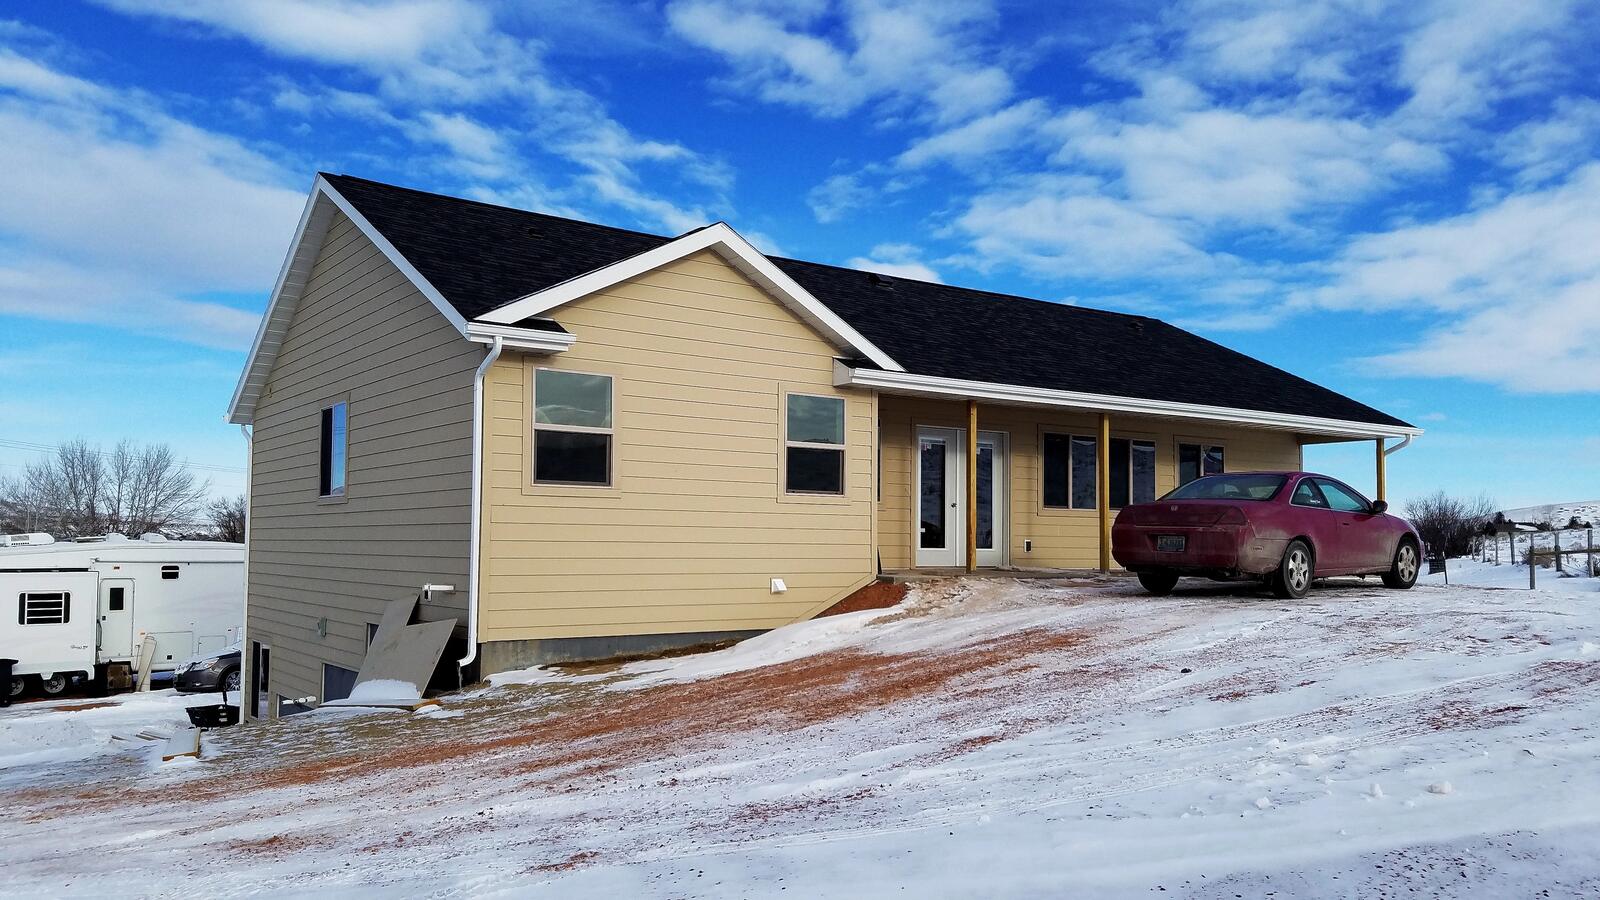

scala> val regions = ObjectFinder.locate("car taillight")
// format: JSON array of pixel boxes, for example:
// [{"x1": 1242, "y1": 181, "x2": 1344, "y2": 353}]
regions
[{"x1": 1215, "y1": 506, "x2": 1249, "y2": 526}]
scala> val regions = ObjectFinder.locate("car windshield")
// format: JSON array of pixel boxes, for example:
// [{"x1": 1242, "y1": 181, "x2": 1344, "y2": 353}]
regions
[{"x1": 1162, "y1": 474, "x2": 1287, "y2": 501}]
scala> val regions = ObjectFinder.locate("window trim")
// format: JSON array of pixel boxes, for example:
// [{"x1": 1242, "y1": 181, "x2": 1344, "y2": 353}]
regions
[
  {"x1": 1040, "y1": 430, "x2": 1101, "y2": 511},
  {"x1": 1176, "y1": 439, "x2": 1227, "y2": 488},
  {"x1": 318, "y1": 397, "x2": 349, "y2": 502},
  {"x1": 530, "y1": 366, "x2": 616, "y2": 488},
  {"x1": 18, "y1": 591, "x2": 71, "y2": 626},
  {"x1": 782, "y1": 391, "x2": 848, "y2": 497}
]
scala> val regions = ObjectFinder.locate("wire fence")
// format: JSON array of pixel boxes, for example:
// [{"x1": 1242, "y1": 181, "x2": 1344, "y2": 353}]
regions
[{"x1": 1474, "y1": 527, "x2": 1598, "y2": 587}]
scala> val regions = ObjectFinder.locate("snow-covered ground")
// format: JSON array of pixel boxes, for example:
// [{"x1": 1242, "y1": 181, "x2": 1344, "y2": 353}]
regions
[
  {"x1": 1423, "y1": 555, "x2": 1600, "y2": 593},
  {"x1": 0, "y1": 689, "x2": 220, "y2": 776},
  {"x1": 4, "y1": 575, "x2": 1600, "y2": 898}
]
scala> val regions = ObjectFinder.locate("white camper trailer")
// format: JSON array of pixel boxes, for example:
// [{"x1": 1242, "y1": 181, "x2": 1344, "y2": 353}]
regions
[{"x1": 1, "y1": 533, "x2": 243, "y2": 698}]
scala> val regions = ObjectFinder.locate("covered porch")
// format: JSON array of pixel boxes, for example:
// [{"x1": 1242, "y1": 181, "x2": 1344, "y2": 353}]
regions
[{"x1": 842, "y1": 364, "x2": 1420, "y2": 575}]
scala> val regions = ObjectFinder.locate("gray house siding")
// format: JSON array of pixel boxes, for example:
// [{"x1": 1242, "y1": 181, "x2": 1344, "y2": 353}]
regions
[{"x1": 245, "y1": 211, "x2": 477, "y2": 711}]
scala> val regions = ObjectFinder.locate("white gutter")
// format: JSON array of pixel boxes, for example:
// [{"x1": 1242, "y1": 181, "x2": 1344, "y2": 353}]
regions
[
  {"x1": 464, "y1": 321, "x2": 575, "y2": 353},
  {"x1": 458, "y1": 335, "x2": 503, "y2": 675},
  {"x1": 835, "y1": 362, "x2": 1423, "y2": 441},
  {"x1": 238, "y1": 424, "x2": 253, "y2": 717}
]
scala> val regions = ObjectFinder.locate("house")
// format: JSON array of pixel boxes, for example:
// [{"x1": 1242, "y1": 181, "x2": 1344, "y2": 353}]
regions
[{"x1": 226, "y1": 174, "x2": 1420, "y2": 718}]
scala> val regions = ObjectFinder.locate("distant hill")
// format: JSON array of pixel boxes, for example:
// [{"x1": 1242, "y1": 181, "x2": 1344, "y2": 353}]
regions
[{"x1": 1497, "y1": 501, "x2": 1600, "y2": 527}]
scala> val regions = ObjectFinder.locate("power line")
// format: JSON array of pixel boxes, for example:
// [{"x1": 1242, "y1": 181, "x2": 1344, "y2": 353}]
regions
[{"x1": 0, "y1": 437, "x2": 245, "y2": 475}]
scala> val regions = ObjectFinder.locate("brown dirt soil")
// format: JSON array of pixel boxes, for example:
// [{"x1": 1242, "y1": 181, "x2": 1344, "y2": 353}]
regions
[
  {"x1": 44, "y1": 626, "x2": 1089, "y2": 816},
  {"x1": 221, "y1": 832, "x2": 324, "y2": 857},
  {"x1": 529, "y1": 850, "x2": 600, "y2": 873},
  {"x1": 816, "y1": 581, "x2": 908, "y2": 617}
]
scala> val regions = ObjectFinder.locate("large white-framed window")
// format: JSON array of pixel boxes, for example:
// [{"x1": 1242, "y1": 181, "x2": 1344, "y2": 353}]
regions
[
  {"x1": 318, "y1": 400, "x2": 348, "y2": 498},
  {"x1": 1042, "y1": 432, "x2": 1099, "y2": 510},
  {"x1": 1177, "y1": 442, "x2": 1225, "y2": 486},
  {"x1": 532, "y1": 368, "x2": 614, "y2": 486},
  {"x1": 784, "y1": 393, "x2": 846, "y2": 495}
]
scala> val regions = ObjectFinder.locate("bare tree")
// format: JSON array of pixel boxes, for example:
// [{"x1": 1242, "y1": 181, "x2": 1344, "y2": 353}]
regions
[
  {"x1": 1403, "y1": 491, "x2": 1497, "y2": 557},
  {"x1": 0, "y1": 439, "x2": 210, "y2": 538},
  {"x1": 206, "y1": 494, "x2": 247, "y2": 543}
]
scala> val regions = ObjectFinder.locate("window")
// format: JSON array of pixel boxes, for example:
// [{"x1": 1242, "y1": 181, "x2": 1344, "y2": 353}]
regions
[
  {"x1": 108, "y1": 586, "x2": 126, "y2": 611},
  {"x1": 1291, "y1": 478, "x2": 1328, "y2": 508},
  {"x1": 1109, "y1": 438, "x2": 1158, "y2": 508},
  {"x1": 1315, "y1": 478, "x2": 1371, "y2": 513},
  {"x1": 322, "y1": 663, "x2": 359, "y2": 703},
  {"x1": 1042, "y1": 433, "x2": 1099, "y2": 510},
  {"x1": 18, "y1": 592, "x2": 69, "y2": 625},
  {"x1": 1178, "y1": 443, "x2": 1224, "y2": 486},
  {"x1": 319, "y1": 401, "x2": 348, "y2": 497},
  {"x1": 160, "y1": 565, "x2": 179, "y2": 580},
  {"x1": 785, "y1": 394, "x2": 845, "y2": 494},
  {"x1": 533, "y1": 369, "x2": 613, "y2": 485},
  {"x1": 367, "y1": 622, "x2": 380, "y2": 647}
]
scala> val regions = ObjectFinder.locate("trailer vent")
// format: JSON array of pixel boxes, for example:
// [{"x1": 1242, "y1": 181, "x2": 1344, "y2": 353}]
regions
[
  {"x1": 18, "y1": 592, "x2": 70, "y2": 625},
  {"x1": 161, "y1": 565, "x2": 180, "y2": 580}
]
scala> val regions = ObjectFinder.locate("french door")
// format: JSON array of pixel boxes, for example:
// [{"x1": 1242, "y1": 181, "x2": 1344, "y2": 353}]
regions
[{"x1": 914, "y1": 427, "x2": 1007, "y2": 568}]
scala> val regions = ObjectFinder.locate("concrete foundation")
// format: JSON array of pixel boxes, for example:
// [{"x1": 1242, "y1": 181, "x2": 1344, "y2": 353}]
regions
[{"x1": 478, "y1": 629, "x2": 765, "y2": 675}]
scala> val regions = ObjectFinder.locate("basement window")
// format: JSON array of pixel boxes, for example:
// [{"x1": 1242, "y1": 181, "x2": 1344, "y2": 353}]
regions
[
  {"x1": 533, "y1": 369, "x2": 613, "y2": 486},
  {"x1": 18, "y1": 592, "x2": 69, "y2": 625},
  {"x1": 785, "y1": 394, "x2": 846, "y2": 494},
  {"x1": 1178, "y1": 443, "x2": 1225, "y2": 486},
  {"x1": 319, "y1": 401, "x2": 348, "y2": 498}
]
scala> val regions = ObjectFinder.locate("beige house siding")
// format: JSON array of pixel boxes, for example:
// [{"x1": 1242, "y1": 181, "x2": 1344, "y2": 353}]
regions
[
  {"x1": 247, "y1": 212, "x2": 478, "y2": 707},
  {"x1": 877, "y1": 395, "x2": 1303, "y2": 570},
  {"x1": 479, "y1": 249, "x2": 876, "y2": 644}
]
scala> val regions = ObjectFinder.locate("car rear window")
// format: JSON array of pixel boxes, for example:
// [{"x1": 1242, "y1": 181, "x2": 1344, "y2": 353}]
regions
[{"x1": 1162, "y1": 474, "x2": 1287, "y2": 501}]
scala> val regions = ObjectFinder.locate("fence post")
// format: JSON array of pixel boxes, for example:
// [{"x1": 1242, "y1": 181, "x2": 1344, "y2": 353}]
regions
[
  {"x1": 1555, "y1": 529, "x2": 1563, "y2": 573},
  {"x1": 1589, "y1": 528, "x2": 1595, "y2": 577},
  {"x1": 1529, "y1": 536, "x2": 1536, "y2": 590},
  {"x1": 1495, "y1": 533, "x2": 1501, "y2": 566}
]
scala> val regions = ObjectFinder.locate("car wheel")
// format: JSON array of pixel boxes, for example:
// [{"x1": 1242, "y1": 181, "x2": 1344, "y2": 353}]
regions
[
  {"x1": 1137, "y1": 571, "x2": 1180, "y2": 595},
  {"x1": 221, "y1": 668, "x2": 242, "y2": 693},
  {"x1": 7, "y1": 676, "x2": 24, "y2": 699},
  {"x1": 39, "y1": 674, "x2": 69, "y2": 696},
  {"x1": 1272, "y1": 540, "x2": 1314, "y2": 599},
  {"x1": 1383, "y1": 539, "x2": 1420, "y2": 590}
]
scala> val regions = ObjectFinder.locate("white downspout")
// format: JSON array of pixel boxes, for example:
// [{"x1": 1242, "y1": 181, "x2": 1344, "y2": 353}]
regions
[
  {"x1": 458, "y1": 336, "x2": 503, "y2": 675},
  {"x1": 238, "y1": 423, "x2": 252, "y2": 717},
  {"x1": 1383, "y1": 435, "x2": 1413, "y2": 456}
]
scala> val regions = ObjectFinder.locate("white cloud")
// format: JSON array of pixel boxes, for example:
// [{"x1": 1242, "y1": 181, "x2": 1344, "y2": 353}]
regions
[
  {"x1": 98, "y1": 0, "x2": 730, "y2": 233},
  {"x1": 845, "y1": 242, "x2": 942, "y2": 283},
  {"x1": 1296, "y1": 164, "x2": 1600, "y2": 391},
  {"x1": 896, "y1": 99, "x2": 1050, "y2": 169},
  {"x1": 1495, "y1": 96, "x2": 1600, "y2": 186},
  {"x1": 666, "y1": 0, "x2": 1014, "y2": 123},
  {"x1": 807, "y1": 173, "x2": 874, "y2": 224},
  {"x1": 0, "y1": 48, "x2": 304, "y2": 349}
]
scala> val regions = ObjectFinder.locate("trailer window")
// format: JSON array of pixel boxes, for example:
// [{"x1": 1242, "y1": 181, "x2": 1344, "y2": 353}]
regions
[
  {"x1": 161, "y1": 565, "x2": 179, "y2": 580},
  {"x1": 18, "y1": 592, "x2": 70, "y2": 625},
  {"x1": 108, "y1": 586, "x2": 125, "y2": 611}
]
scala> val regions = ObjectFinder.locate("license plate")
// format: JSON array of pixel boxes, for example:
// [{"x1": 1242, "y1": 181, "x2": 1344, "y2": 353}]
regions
[{"x1": 1156, "y1": 535, "x2": 1186, "y2": 553}]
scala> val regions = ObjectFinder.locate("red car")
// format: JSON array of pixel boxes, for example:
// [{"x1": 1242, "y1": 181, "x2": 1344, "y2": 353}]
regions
[{"x1": 1112, "y1": 472, "x2": 1421, "y2": 598}]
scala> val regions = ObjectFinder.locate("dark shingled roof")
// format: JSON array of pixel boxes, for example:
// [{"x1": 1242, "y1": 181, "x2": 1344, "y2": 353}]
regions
[{"x1": 322, "y1": 173, "x2": 1410, "y2": 429}]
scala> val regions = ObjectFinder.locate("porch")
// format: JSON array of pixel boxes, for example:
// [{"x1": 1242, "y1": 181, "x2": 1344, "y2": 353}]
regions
[{"x1": 865, "y1": 390, "x2": 1415, "y2": 575}]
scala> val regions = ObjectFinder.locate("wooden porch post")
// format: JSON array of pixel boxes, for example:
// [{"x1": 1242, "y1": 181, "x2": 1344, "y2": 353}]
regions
[
  {"x1": 1375, "y1": 438, "x2": 1387, "y2": 503},
  {"x1": 1098, "y1": 413, "x2": 1111, "y2": 573},
  {"x1": 966, "y1": 399, "x2": 978, "y2": 573}
]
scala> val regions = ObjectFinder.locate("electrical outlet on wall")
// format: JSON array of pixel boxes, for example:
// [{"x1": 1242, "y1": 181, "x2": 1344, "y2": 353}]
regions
[{"x1": 1024, "y1": 539, "x2": 1033, "y2": 553}]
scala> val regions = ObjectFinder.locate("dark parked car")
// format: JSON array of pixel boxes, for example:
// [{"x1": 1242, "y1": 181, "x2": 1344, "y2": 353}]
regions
[
  {"x1": 1112, "y1": 472, "x2": 1421, "y2": 598},
  {"x1": 173, "y1": 645, "x2": 241, "y2": 694}
]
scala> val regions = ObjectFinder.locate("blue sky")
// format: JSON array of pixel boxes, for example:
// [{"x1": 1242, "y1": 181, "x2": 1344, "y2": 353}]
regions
[{"x1": 0, "y1": 0, "x2": 1596, "y2": 509}]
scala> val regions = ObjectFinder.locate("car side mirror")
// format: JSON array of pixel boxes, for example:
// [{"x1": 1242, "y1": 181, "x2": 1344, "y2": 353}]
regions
[{"x1": 1371, "y1": 500, "x2": 1389, "y2": 514}]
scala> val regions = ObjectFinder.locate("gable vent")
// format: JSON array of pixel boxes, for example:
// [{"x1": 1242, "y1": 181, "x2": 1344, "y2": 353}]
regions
[{"x1": 867, "y1": 272, "x2": 896, "y2": 289}]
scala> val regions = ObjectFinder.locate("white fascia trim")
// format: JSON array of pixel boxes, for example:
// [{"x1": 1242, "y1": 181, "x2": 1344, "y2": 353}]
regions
[
  {"x1": 464, "y1": 321, "x2": 575, "y2": 353},
  {"x1": 836, "y1": 363, "x2": 1424, "y2": 441},
  {"x1": 225, "y1": 175, "x2": 472, "y2": 425},
  {"x1": 476, "y1": 222, "x2": 904, "y2": 373}
]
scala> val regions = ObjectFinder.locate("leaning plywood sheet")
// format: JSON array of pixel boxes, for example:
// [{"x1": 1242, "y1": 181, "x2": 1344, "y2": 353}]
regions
[
  {"x1": 350, "y1": 595, "x2": 456, "y2": 702},
  {"x1": 320, "y1": 696, "x2": 440, "y2": 711},
  {"x1": 160, "y1": 727, "x2": 201, "y2": 762}
]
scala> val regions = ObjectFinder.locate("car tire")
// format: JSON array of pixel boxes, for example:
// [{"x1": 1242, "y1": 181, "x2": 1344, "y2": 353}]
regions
[
  {"x1": 1382, "y1": 539, "x2": 1421, "y2": 590},
  {"x1": 6, "y1": 676, "x2": 24, "y2": 700},
  {"x1": 39, "y1": 674, "x2": 69, "y2": 696},
  {"x1": 1137, "y1": 571, "x2": 1180, "y2": 595},
  {"x1": 221, "y1": 668, "x2": 242, "y2": 694},
  {"x1": 1272, "y1": 540, "x2": 1314, "y2": 599}
]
